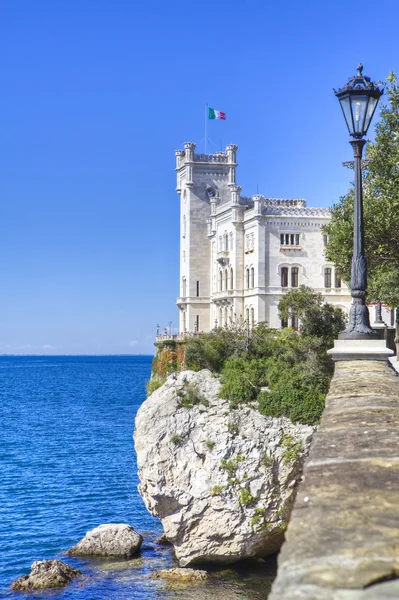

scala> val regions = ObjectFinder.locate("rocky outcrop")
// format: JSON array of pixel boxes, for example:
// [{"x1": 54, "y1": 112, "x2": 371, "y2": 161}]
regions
[
  {"x1": 134, "y1": 370, "x2": 315, "y2": 566},
  {"x1": 68, "y1": 524, "x2": 142, "y2": 558},
  {"x1": 153, "y1": 568, "x2": 208, "y2": 581},
  {"x1": 11, "y1": 560, "x2": 82, "y2": 591}
]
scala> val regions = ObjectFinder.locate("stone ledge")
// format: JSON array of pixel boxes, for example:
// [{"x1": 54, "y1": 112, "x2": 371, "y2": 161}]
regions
[
  {"x1": 269, "y1": 360, "x2": 399, "y2": 599},
  {"x1": 327, "y1": 339, "x2": 393, "y2": 361}
]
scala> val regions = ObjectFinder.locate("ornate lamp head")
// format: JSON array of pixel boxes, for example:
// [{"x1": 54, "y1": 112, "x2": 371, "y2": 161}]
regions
[{"x1": 334, "y1": 64, "x2": 383, "y2": 138}]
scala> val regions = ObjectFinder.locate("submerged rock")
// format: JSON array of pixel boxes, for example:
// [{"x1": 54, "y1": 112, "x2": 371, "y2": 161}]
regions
[
  {"x1": 134, "y1": 370, "x2": 315, "y2": 566},
  {"x1": 68, "y1": 523, "x2": 142, "y2": 558},
  {"x1": 11, "y1": 560, "x2": 82, "y2": 591},
  {"x1": 154, "y1": 567, "x2": 208, "y2": 581}
]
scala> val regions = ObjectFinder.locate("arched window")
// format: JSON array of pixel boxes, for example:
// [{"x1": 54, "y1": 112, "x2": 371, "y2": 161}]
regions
[
  {"x1": 219, "y1": 236, "x2": 222, "y2": 251},
  {"x1": 281, "y1": 267, "x2": 288, "y2": 288},
  {"x1": 230, "y1": 268, "x2": 234, "y2": 290},
  {"x1": 291, "y1": 267, "x2": 299, "y2": 288},
  {"x1": 224, "y1": 307, "x2": 228, "y2": 326},
  {"x1": 219, "y1": 308, "x2": 223, "y2": 326},
  {"x1": 250, "y1": 267, "x2": 255, "y2": 288},
  {"x1": 229, "y1": 305, "x2": 234, "y2": 324},
  {"x1": 324, "y1": 267, "x2": 332, "y2": 288},
  {"x1": 251, "y1": 307, "x2": 255, "y2": 328},
  {"x1": 246, "y1": 307, "x2": 250, "y2": 326},
  {"x1": 224, "y1": 269, "x2": 228, "y2": 290},
  {"x1": 182, "y1": 215, "x2": 186, "y2": 238},
  {"x1": 229, "y1": 232, "x2": 233, "y2": 250},
  {"x1": 182, "y1": 277, "x2": 187, "y2": 297},
  {"x1": 246, "y1": 268, "x2": 250, "y2": 289},
  {"x1": 219, "y1": 270, "x2": 223, "y2": 291},
  {"x1": 335, "y1": 270, "x2": 342, "y2": 288}
]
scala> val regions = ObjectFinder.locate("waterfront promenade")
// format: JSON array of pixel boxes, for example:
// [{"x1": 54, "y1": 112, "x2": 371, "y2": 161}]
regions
[{"x1": 269, "y1": 359, "x2": 399, "y2": 599}]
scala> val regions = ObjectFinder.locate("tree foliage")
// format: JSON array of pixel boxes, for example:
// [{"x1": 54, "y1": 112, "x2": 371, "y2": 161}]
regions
[
  {"x1": 323, "y1": 73, "x2": 399, "y2": 316},
  {"x1": 278, "y1": 285, "x2": 347, "y2": 344}
]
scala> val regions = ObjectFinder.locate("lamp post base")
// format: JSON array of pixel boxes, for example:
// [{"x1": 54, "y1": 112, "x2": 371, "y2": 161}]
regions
[
  {"x1": 328, "y1": 339, "x2": 393, "y2": 361},
  {"x1": 339, "y1": 296, "x2": 379, "y2": 339}
]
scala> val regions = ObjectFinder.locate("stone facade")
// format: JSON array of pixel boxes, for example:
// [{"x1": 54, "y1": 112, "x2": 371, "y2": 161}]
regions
[{"x1": 176, "y1": 143, "x2": 352, "y2": 333}]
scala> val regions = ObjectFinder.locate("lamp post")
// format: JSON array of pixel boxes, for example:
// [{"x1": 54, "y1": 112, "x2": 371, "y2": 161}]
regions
[{"x1": 334, "y1": 64, "x2": 383, "y2": 338}]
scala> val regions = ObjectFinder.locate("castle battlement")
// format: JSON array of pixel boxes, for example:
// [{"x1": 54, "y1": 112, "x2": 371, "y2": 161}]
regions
[{"x1": 175, "y1": 143, "x2": 238, "y2": 171}]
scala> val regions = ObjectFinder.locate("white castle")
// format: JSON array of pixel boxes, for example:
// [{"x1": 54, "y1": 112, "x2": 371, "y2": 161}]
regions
[{"x1": 175, "y1": 142, "x2": 352, "y2": 334}]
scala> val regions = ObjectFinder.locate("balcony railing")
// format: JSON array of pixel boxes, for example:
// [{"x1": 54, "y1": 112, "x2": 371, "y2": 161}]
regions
[{"x1": 155, "y1": 331, "x2": 203, "y2": 343}]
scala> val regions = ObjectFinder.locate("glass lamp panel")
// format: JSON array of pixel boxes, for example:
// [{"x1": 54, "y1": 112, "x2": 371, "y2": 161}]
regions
[
  {"x1": 339, "y1": 96, "x2": 354, "y2": 135},
  {"x1": 351, "y1": 95, "x2": 368, "y2": 135},
  {"x1": 363, "y1": 96, "x2": 379, "y2": 134}
]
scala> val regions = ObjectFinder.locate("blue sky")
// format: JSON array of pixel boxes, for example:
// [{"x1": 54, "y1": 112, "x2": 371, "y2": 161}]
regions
[{"x1": 0, "y1": 0, "x2": 398, "y2": 354}]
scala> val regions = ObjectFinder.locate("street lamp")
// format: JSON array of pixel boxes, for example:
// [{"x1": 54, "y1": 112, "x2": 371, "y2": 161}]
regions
[{"x1": 334, "y1": 64, "x2": 383, "y2": 338}]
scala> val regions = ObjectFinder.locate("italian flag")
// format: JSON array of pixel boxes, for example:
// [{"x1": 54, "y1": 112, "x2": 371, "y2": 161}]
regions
[{"x1": 208, "y1": 107, "x2": 226, "y2": 120}]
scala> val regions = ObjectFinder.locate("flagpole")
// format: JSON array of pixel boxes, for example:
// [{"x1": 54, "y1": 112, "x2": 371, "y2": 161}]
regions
[{"x1": 205, "y1": 103, "x2": 208, "y2": 154}]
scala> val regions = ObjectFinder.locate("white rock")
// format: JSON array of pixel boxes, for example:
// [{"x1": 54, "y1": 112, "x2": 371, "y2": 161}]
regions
[
  {"x1": 134, "y1": 370, "x2": 315, "y2": 566},
  {"x1": 68, "y1": 524, "x2": 142, "y2": 558}
]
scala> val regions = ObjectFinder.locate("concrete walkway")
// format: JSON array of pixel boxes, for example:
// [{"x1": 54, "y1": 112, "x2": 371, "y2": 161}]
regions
[{"x1": 269, "y1": 360, "x2": 399, "y2": 600}]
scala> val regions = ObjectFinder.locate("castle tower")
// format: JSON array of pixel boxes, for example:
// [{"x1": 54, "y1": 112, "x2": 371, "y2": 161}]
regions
[{"x1": 175, "y1": 143, "x2": 237, "y2": 332}]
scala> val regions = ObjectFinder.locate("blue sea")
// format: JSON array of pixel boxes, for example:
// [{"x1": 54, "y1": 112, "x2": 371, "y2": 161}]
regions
[{"x1": 0, "y1": 356, "x2": 275, "y2": 599}]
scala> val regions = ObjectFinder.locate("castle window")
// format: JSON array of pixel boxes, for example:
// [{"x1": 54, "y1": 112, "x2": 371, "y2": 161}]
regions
[
  {"x1": 246, "y1": 307, "x2": 250, "y2": 326},
  {"x1": 219, "y1": 308, "x2": 223, "y2": 326},
  {"x1": 229, "y1": 305, "x2": 233, "y2": 324},
  {"x1": 224, "y1": 232, "x2": 228, "y2": 251},
  {"x1": 246, "y1": 268, "x2": 250, "y2": 289},
  {"x1": 281, "y1": 267, "x2": 289, "y2": 288},
  {"x1": 229, "y1": 232, "x2": 233, "y2": 250},
  {"x1": 280, "y1": 232, "x2": 301, "y2": 247},
  {"x1": 196, "y1": 280, "x2": 200, "y2": 297},
  {"x1": 219, "y1": 236, "x2": 222, "y2": 251},
  {"x1": 324, "y1": 267, "x2": 332, "y2": 288},
  {"x1": 335, "y1": 271, "x2": 342, "y2": 288},
  {"x1": 230, "y1": 267, "x2": 234, "y2": 290},
  {"x1": 323, "y1": 234, "x2": 329, "y2": 247},
  {"x1": 182, "y1": 215, "x2": 186, "y2": 238},
  {"x1": 224, "y1": 307, "x2": 228, "y2": 326},
  {"x1": 250, "y1": 267, "x2": 255, "y2": 288},
  {"x1": 292, "y1": 312, "x2": 298, "y2": 330},
  {"x1": 291, "y1": 267, "x2": 299, "y2": 288},
  {"x1": 251, "y1": 307, "x2": 255, "y2": 328},
  {"x1": 224, "y1": 269, "x2": 228, "y2": 290},
  {"x1": 195, "y1": 315, "x2": 199, "y2": 332},
  {"x1": 219, "y1": 270, "x2": 223, "y2": 291},
  {"x1": 182, "y1": 277, "x2": 187, "y2": 297}
]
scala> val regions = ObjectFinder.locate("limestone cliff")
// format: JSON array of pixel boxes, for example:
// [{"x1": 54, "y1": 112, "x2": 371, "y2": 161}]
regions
[{"x1": 134, "y1": 370, "x2": 315, "y2": 566}]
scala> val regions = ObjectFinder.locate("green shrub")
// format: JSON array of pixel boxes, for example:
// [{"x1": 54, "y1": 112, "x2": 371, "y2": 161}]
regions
[
  {"x1": 280, "y1": 435, "x2": 303, "y2": 464},
  {"x1": 210, "y1": 485, "x2": 225, "y2": 496},
  {"x1": 146, "y1": 376, "x2": 166, "y2": 396},
  {"x1": 171, "y1": 434, "x2": 183, "y2": 445},
  {"x1": 220, "y1": 458, "x2": 238, "y2": 478},
  {"x1": 220, "y1": 357, "x2": 268, "y2": 408},
  {"x1": 239, "y1": 488, "x2": 256, "y2": 507},
  {"x1": 258, "y1": 380, "x2": 325, "y2": 425}
]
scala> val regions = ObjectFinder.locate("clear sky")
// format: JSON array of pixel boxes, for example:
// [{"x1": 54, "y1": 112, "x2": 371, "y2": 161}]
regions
[{"x1": 1, "y1": 0, "x2": 398, "y2": 355}]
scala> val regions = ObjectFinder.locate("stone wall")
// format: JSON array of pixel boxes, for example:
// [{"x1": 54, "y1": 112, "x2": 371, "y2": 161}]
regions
[{"x1": 269, "y1": 360, "x2": 399, "y2": 599}]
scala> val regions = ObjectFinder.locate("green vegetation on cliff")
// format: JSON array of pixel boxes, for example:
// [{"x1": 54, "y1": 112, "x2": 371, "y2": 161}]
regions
[{"x1": 184, "y1": 287, "x2": 346, "y2": 425}]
